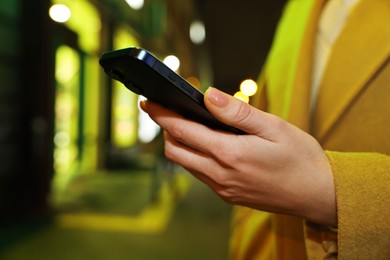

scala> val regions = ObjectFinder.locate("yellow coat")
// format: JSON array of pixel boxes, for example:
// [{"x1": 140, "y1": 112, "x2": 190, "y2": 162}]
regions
[{"x1": 230, "y1": 0, "x2": 390, "y2": 259}]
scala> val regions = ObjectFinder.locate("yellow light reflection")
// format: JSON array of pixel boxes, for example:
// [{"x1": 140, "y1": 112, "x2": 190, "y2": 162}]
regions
[
  {"x1": 50, "y1": 0, "x2": 103, "y2": 174},
  {"x1": 56, "y1": 174, "x2": 191, "y2": 234},
  {"x1": 240, "y1": 79, "x2": 258, "y2": 97},
  {"x1": 52, "y1": 0, "x2": 101, "y2": 52},
  {"x1": 53, "y1": 46, "x2": 80, "y2": 176},
  {"x1": 54, "y1": 131, "x2": 70, "y2": 148},
  {"x1": 234, "y1": 91, "x2": 250, "y2": 103},
  {"x1": 186, "y1": 76, "x2": 201, "y2": 89},
  {"x1": 111, "y1": 26, "x2": 140, "y2": 147},
  {"x1": 55, "y1": 46, "x2": 79, "y2": 85},
  {"x1": 112, "y1": 83, "x2": 138, "y2": 147}
]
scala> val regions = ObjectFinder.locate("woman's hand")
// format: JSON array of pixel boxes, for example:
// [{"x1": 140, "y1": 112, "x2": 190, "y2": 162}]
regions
[{"x1": 141, "y1": 87, "x2": 337, "y2": 226}]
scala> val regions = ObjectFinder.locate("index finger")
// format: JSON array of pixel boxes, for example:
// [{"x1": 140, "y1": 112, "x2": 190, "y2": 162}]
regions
[{"x1": 141, "y1": 100, "x2": 236, "y2": 156}]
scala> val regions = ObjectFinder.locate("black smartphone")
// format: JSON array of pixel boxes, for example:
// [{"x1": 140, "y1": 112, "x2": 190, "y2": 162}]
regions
[{"x1": 99, "y1": 47, "x2": 244, "y2": 134}]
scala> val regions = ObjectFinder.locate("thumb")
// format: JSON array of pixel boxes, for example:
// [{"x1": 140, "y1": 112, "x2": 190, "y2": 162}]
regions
[{"x1": 204, "y1": 87, "x2": 273, "y2": 136}]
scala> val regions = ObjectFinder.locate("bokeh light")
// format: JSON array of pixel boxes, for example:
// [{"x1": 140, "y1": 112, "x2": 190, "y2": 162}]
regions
[
  {"x1": 49, "y1": 4, "x2": 71, "y2": 23},
  {"x1": 240, "y1": 79, "x2": 258, "y2": 97},
  {"x1": 190, "y1": 20, "x2": 206, "y2": 45},
  {"x1": 163, "y1": 55, "x2": 180, "y2": 72},
  {"x1": 125, "y1": 0, "x2": 144, "y2": 10},
  {"x1": 138, "y1": 96, "x2": 161, "y2": 143},
  {"x1": 234, "y1": 91, "x2": 249, "y2": 103}
]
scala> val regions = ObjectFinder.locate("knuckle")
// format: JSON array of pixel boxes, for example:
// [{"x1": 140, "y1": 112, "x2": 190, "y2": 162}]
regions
[
  {"x1": 273, "y1": 118, "x2": 286, "y2": 131},
  {"x1": 207, "y1": 169, "x2": 242, "y2": 205},
  {"x1": 169, "y1": 122, "x2": 186, "y2": 142},
  {"x1": 217, "y1": 186, "x2": 240, "y2": 205},
  {"x1": 233, "y1": 101, "x2": 253, "y2": 125},
  {"x1": 214, "y1": 146, "x2": 240, "y2": 167},
  {"x1": 210, "y1": 170, "x2": 240, "y2": 203},
  {"x1": 269, "y1": 114, "x2": 289, "y2": 133}
]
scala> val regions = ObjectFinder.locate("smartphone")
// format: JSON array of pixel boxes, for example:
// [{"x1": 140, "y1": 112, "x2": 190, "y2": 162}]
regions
[{"x1": 99, "y1": 47, "x2": 244, "y2": 134}]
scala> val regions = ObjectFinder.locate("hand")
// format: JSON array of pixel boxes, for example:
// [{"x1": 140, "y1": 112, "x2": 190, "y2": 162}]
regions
[{"x1": 141, "y1": 87, "x2": 337, "y2": 226}]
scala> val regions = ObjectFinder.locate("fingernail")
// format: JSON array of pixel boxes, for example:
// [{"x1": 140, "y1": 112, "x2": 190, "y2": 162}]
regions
[
  {"x1": 140, "y1": 100, "x2": 148, "y2": 112},
  {"x1": 206, "y1": 87, "x2": 229, "y2": 107}
]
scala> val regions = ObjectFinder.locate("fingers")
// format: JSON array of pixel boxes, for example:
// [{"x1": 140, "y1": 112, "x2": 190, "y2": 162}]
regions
[
  {"x1": 163, "y1": 130, "x2": 209, "y2": 170},
  {"x1": 204, "y1": 87, "x2": 278, "y2": 139},
  {"x1": 140, "y1": 100, "x2": 234, "y2": 156},
  {"x1": 163, "y1": 131, "x2": 226, "y2": 191}
]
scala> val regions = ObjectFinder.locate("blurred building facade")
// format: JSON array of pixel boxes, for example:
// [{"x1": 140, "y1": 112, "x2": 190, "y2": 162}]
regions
[
  {"x1": 0, "y1": 0, "x2": 285, "y2": 223},
  {"x1": 0, "y1": 0, "x2": 204, "y2": 222}
]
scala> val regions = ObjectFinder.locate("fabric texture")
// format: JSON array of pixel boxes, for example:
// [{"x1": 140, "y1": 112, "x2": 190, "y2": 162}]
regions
[
  {"x1": 311, "y1": 0, "x2": 359, "y2": 110},
  {"x1": 230, "y1": 0, "x2": 390, "y2": 259}
]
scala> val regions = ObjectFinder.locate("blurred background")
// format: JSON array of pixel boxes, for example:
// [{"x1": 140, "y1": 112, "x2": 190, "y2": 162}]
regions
[{"x1": 0, "y1": 0, "x2": 286, "y2": 259}]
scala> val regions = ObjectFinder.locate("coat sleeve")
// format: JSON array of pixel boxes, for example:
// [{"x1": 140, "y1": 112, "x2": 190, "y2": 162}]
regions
[{"x1": 325, "y1": 151, "x2": 390, "y2": 259}]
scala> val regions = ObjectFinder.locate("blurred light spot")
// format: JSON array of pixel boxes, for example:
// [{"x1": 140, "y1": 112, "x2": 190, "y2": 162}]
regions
[
  {"x1": 138, "y1": 96, "x2": 161, "y2": 143},
  {"x1": 186, "y1": 76, "x2": 201, "y2": 89},
  {"x1": 163, "y1": 55, "x2": 180, "y2": 72},
  {"x1": 115, "y1": 120, "x2": 133, "y2": 136},
  {"x1": 190, "y1": 20, "x2": 206, "y2": 45},
  {"x1": 125, "y1": 0, "x2": 144, "y2": 10},
  {"x1": 234, "y1": 91, "x2": 250, "y2": 103},
  {"x1": 55, "y1": 45, "x2": 79, "y2": 85},
  {"x1": 54, "y1": 131, "x2": 70, "y2": 148},
  {"x1": 240, "y1": 79, "x2": 258, "y2": 97},
  {"x1": 49, "y1": 4, "x2": 71, "y2": 23}
]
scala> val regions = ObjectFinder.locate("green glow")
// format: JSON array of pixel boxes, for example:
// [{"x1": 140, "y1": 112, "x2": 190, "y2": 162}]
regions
[
  {"x1": 51, "y1": 0, "x2": 102, "y2": 177},
  {"x1": 112, "y1": 26, "x2": 140, "y2": 148},
  {"x1": 53, "y1": 45, "x2": 80, "y2": 191},
  {"x1": 52, "y1": 0, "x2": 101, "y2": 52}
]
